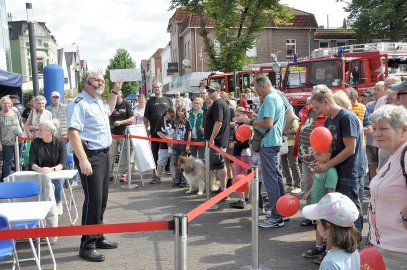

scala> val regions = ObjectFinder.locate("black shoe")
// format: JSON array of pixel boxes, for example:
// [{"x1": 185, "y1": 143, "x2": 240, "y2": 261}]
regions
[
  {"x1": 79, "y1": 248, "x2": 105, "y2": 262},
  {"x1": 95, "y1": 239, "x2": 118, "y2": 249}
]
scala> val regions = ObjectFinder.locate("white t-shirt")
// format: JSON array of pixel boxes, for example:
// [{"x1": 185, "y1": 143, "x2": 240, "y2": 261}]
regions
[
  {"x1": 183, "y1": 98, "x2": 192, "y2": 111},
  {"x1": 369, "y1": 142, "x2": 407, "y2": 253}
]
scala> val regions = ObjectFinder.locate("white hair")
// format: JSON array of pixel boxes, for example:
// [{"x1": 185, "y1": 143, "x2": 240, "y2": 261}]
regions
[{"x1": 370, "y1": 105, "x2": 407, "y2": 129}]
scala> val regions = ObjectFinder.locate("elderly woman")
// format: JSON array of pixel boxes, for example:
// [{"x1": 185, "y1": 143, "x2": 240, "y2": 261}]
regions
[
  {"x1": 24, "y1": 95, "x2": 52, "y2": 138},
  {"x1": 368, "y1": 104, "x2": 407, "y2": 269},
  {"x1": 0, "y1": 96, "x2": 24, "y2": 179},
  {"x1": 29, "y1": 119, "x2": 67, "y2": 215}
]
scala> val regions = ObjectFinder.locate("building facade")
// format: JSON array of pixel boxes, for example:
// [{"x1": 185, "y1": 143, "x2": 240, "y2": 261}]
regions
[
  {"x1": 0, "y1": 0, "x2": 12, "y2": 71},
  {"x1": 8, "y1": 20, "x2": 58, "y2": 83}
]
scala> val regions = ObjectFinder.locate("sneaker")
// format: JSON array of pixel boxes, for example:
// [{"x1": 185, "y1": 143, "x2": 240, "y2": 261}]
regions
[
  {"x1": 266, "y1": 210, "x2": 290, "y2": 221},
  {"x1": 56, "y1": 202, "x2": 63, "y2": 215},
  {"x1": 302, "y1": 246, "x2": 324, "y2": 258},
  {"x1": 120, "y1": 175, "x2": 127, "y2": 183},
  {"x1": 313, "y1": 251, "x2": 327, "y2": 265},
  {"x1": 150, "y1": 175, "x2": 161, "y2": 184},
  {"x1": 71, "y1": 180, "x2": 78, "y2": 187},
  {"x1": 291, "y1": 187, "x2": 302, "y2": 194},
  {"x1": 229, "y1": 200, "x2": 246, "y2": 209},
  {"x1": 284, "y1": 185, "x2": 293, "y2": 193},
  {"x1": 259, "y1": 217, "x2": 285, "y2": 228}
]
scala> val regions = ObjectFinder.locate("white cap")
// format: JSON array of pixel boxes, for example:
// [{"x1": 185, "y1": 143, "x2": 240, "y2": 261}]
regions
[
  {"x1": 302, "y1": 193, "x2": 359, "y2": 227},
  {"x1": 51, "y1": 91, "x2": 60, "y2": 97}
]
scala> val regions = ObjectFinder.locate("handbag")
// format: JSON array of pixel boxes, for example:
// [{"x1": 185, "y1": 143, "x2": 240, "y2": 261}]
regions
[
  {"x1": 281, "y1": 136, "x2": 289, "y2": 155},
  {"x1": 251, "y1": 129, "x2": 270, "y2": 152}
]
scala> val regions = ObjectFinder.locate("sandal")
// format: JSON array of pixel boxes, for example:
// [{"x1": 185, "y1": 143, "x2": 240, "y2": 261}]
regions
[{"x1": 300, "y1": 219, "x2": 313, "y2": 226}]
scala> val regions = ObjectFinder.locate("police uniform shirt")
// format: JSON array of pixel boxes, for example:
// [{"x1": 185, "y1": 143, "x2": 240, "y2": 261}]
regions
[{"x1": 67, "y1": 91, "x2": 112, "y2": 150}]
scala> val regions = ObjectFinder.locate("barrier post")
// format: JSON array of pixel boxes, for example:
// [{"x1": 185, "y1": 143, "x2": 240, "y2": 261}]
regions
[
  {"x1": 251, "y1": 166, "x2": 259, "y2": 270},
  {"x1": 14, "y1": 137, "x2": 21, "y2": 172},
  {"x1": 121, "y1": 130, "x2": 138, "y2": 190},
  {"x1": 173, "y1": 213, "x2": 188, "y2": 270},
  {"x1": 205, "y1": 141, "x2": 210, "y2": 201}
]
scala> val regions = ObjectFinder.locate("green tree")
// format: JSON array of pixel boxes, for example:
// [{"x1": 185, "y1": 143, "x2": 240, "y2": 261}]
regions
[
  {"x1": 169, "y1": 0, "x2": 292, "y2": 72},
  {"x1": 104, "y1": 48, "x2": 139, "y2": 99},
  {"x1": 341, "y1": 0, "x2": 407, "y2": 42}
]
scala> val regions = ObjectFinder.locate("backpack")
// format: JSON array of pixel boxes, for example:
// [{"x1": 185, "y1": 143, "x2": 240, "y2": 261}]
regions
[{"x1": 400, "y1": 145, "x2": 407, "y2": 186}]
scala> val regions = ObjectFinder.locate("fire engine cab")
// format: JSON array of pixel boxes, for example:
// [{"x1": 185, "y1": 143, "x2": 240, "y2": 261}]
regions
[{"x1": 281, "y1": 42, "x2": 407, "y2": 113}]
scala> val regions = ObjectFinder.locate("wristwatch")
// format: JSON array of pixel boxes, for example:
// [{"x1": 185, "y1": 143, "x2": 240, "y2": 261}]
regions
[
  {"x1": 400, "y1": 211, "x2": 407, "y2": 222},
  {"x1": 111, "y1": 90, "x2": 119, "y2": 95}
]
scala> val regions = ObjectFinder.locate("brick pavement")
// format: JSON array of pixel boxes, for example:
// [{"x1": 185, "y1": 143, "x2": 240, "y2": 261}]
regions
[{"x1": 13, "y1": 173, "x2": 369, "y2": 270}]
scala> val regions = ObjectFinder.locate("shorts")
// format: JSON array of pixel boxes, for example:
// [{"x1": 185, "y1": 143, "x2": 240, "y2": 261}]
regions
[
  {"x1": 157, "y1": 148, "x2": 169, "y2": 167},
  {"x1": 366, "y1": 145, "x2": 378, "y2": 165},
  {"x1": 210, "y1": 148, "x2": 226, "y2": 171}
]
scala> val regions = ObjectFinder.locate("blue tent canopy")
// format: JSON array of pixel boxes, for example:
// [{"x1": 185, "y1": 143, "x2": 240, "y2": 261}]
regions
[
  {"x1": 0, "y1": 69, "x2": 23, "y2": 102},
  {"x1": 125, "y1": 92, "x2": 137, "y2": 100}
]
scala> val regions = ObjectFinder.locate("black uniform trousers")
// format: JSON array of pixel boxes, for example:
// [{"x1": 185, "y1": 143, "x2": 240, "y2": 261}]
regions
[{"x1": 74, "y1": 148, "x2": 109, "y2": 250}]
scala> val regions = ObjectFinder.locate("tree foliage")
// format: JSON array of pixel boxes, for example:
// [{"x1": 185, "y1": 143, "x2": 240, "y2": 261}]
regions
[
  {"x1": 341, "y1": 0, "x2": 407, "y2": 42},
  {"x1": 104, "y1": 48, "x2": 139, "y2": 99},
  {"x1": 169, "y1": 0, "x2": 292, "y2": 71}
]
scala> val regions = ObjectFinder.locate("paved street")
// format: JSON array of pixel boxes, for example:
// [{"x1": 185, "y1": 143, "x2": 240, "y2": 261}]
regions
[{"x1": 13, "y1": 172, "x2": 369, "y2": 270}]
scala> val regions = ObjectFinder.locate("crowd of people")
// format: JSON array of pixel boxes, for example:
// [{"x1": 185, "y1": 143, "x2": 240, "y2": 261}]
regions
[{"x1": 0, "y1": 71, "x2": 406, "y2": 268}]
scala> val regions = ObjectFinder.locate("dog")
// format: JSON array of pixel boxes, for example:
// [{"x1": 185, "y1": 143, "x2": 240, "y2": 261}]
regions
[{"x1": 178, "y1": 155, "x2": 220, "y2": 195}]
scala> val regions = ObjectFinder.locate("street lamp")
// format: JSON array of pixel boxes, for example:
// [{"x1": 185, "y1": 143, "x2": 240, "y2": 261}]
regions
[
  {"x1": 26, "y1": 3, "x2": 39, "y2": 96},
  {"x1": 72, "y1": 43, "x2": 80, "y2": 89}
]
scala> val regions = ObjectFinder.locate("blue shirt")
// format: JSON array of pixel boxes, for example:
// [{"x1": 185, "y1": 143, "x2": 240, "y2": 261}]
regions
[
  {"x1": 67, "y1": 91, "x2": 112, "y2": 150},
  {"x1": 325, "y1": 109, "x2": 366, "y2": 178},
  {"x1": 256, "y1": 90, "x2": 285, "y2": 147},
  {"x1": 320, "y1": 249, "x2": 360, "y2": 270}
]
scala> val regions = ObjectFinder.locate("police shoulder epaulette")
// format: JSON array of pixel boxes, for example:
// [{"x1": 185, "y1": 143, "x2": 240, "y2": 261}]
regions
[{"x1": 74, "y1": 97, "x2": 83, "y2": 103}]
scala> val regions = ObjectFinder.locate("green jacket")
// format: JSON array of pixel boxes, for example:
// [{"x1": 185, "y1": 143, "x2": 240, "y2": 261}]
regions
[{"x1": 188, "y1": 110, "x2": 204, "y2": 141}]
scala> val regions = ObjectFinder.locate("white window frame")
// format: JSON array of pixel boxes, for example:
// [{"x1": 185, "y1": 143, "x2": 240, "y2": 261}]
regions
[{"x1": 286, "y1": 39, "x2": 296, "y2": 57}]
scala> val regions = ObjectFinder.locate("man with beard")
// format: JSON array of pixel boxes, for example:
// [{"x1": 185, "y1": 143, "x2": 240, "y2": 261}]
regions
[{"x1": 67, "y1": 72, "x2": 123, "y2": 262}]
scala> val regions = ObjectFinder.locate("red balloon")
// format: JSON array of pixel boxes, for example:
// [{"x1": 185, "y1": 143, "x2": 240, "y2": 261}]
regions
[
  {"x1": 310, "y1": 127, "x2": 332, "y2": 153},
  {"x1": 236, "y1": 124, "x2": 251, "y2": 142},
  {"x1": 360, "y1": 246, "x2": 386, "y2": 270},
  {"x1": 233, "y1": 174, "x2": 250, "y2": 192},
  {"x1": 276, "y1": 194, "x2": 300, "y2": 217}
]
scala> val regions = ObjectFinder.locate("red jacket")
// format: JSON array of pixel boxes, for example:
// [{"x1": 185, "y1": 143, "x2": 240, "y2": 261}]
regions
[{"x1": 293, "y1": 105, "x2": 327, "y2": 157}]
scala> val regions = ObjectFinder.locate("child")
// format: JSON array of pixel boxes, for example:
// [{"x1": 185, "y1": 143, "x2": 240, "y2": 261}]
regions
[
  {"x1": 302, "y1": 193, "x2": 361, "y2": 270},
  {"x1": 229, "y1": 107, "x2": 251, "y2": 209},
  {"x1": 302, "y1": 149, "x2": 338, "y2": 264},
  {"x1": 150, "y1": 107, "x2": 175, "y2": 184},
  {"x1": 171, "y1": 105, "x2": 192, "y2": 187}
]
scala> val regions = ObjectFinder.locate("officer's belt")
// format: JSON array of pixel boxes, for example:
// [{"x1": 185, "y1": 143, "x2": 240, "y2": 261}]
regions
[{"x1": 86, "y1": 147, "x2": 109, "y2": 154}]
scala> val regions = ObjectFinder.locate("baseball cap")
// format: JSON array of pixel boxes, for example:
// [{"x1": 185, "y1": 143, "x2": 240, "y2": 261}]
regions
[
  {"x1": 390, "y1": 80, "x2": 407, "y2": 92},
  {"x1": 361, "y1": 90, "x2": 373, "y2": 97},
  {"x1": 206, "y1": 83, "x2": 221, "y2": 93},
  {"x1": 302, "y1": 192, "x2": 359, "y2": 227},
  {"x1": 51, "y1": 91, "x2": 60, "y2": 97}
]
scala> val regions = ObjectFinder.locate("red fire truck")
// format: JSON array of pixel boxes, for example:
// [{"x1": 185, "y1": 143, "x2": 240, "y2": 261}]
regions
[
  {"x1": 206, "y1": 63, "x2": 287, "y2": 97},
  {"x1": 281, "y1": 42, "x2": 407, "y2": 113}
]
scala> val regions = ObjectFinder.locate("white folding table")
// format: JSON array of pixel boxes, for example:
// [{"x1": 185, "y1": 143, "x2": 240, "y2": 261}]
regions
[
  {"x1": 11, "y1": 170, "x2": 79, "y2": 225},
  {"x1": 0, "y1": 201, "x2": 56, "y2": 270}
]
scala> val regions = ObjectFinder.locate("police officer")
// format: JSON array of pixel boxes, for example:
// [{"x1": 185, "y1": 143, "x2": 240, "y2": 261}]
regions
[{"x1": 67, "y1": 71, "x2": 123, "y2": 262}]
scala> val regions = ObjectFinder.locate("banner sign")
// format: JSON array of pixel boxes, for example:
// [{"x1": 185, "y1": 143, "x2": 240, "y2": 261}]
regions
[{"x1": 110, "y1": 68, "x2": 141, "y2": 82}]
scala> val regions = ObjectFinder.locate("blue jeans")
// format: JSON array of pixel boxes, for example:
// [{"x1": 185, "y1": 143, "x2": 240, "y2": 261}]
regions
[
  {"x1": 2, "y1": 145, "x2": 14, "y2": 179},
  {"x1": 260, "y1": 146, "x2": 284, "y2": 218},
  {"x1": 52, "y1": 179, "x2": 64, "y2": 203},
  {"x1": 336, "y1": 177, "x2": 363, "y2": 232}
]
